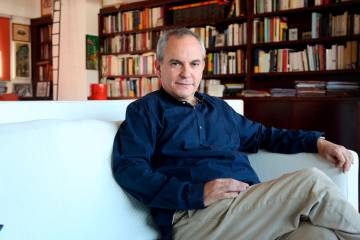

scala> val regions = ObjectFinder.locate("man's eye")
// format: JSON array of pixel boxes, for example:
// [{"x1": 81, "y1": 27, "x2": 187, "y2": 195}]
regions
[
  {"x1": 171, "y1": 62, "x2": 180, "y2": 67},
  {"x1": 191, "y1": 62, "x2": 200, "y2": 67}
]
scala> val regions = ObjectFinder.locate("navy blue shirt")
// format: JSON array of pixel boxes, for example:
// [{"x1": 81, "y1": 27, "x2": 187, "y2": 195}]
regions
[{"x1": 112, "y1": 89, "x2": 321, "y2": 239}]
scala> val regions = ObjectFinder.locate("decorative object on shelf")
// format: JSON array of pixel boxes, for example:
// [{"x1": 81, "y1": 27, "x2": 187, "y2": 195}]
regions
[
  {"x1": 90, "y1": 83, "x2": 107, "y2": 100},
  {"x1": 41, "y1": 0, "x2": 53, "y2": 16},
  {"x1": 288, "y1": 28, "x2": 298, "y2": 41},
  {"x1": 13, "y1": 83, "x2": 33, "y2": 97},
  {"x1": 14, "y1": 42, "x2": 30, "y2": 79},
  {"x1": 36, "y1": 81, "x2": 51, "y2": 97},
  {"x1": 86, "y1": 35, "x2": 99, "y2": 70},
  {"x1": 12, "y1": 24, "x2": 30, "y2": 42}
]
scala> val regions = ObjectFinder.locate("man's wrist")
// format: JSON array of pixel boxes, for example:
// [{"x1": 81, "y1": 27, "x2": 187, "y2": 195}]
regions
[{"x1": 317, "y1": 136, "x2": 326, "y2": 152}]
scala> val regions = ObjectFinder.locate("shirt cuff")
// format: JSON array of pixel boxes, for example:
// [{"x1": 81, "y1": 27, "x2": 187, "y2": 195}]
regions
[
  {"x1": 187, "y1": 183, "x2": 205, "y2": 209},
  {"x1": 313, "y1": 131, "x2": 325, "y2": 152}
]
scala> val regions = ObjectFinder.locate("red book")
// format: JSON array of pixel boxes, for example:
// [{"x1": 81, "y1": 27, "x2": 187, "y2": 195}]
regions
[{"x1": 282, "y1": 49, "x2": 288, "y2": 72}]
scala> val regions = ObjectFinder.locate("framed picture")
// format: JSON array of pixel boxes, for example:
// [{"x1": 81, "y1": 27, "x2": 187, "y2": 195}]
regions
[
  {"x1": 12, "y1": 24, "x2": 30, "y2": 42},
  {"x1": 36, "y1": 81, "x2": 51, "y2": 97},
  {"x1": 14, "y1": 42, "x2": 30, "y2": 78},
  {"x1": 41, "y1": 0, "x2": 53, "y2": 16},
  {"x1": 13, "y1": 83, "x2": 33, "y2": 97},
  {"x1": 86, "y1": 35, "x2": 99, "y2": 70}
]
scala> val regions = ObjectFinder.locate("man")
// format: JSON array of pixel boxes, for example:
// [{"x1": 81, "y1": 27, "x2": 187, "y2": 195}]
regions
[{"x1": 112, "y1": 28, "x2": 359, "y2": 240}]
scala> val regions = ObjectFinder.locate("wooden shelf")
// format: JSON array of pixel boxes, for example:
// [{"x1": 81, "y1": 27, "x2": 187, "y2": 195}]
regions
[
  {"x1": 31, "y1": 16, "x2": 53, "y2": 100},
  {"x1": 253, "y1": 0, "x2": 360, "y2": 18},
  {"x1": 250, "y1": 69, "x2": 360, "y2": 77},
  {"x1": 203, "y1": 74, "x2": 245, "y2": 79},
  {"x1": 107, "y1": 97, "x2": 138, "y2": 100},
  {"x1": 101, "y1": 49, "x2": 154, "y2": 56},
  {"x1": 103, "y1": 74, "x2": 158, "y2": 78},
  {"x1": 253, "y1": 35, "x2": 360, "y2": 48}
]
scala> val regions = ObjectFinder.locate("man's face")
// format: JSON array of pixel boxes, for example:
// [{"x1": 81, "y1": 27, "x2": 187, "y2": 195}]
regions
[{"x1": 155, "y1": 35, "x2": 205, "y2": 103}]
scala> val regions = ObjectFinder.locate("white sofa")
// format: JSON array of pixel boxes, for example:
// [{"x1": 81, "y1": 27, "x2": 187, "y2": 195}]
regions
[{"x1": 0, "y1": 100, "x2": 358, "y2": 240}]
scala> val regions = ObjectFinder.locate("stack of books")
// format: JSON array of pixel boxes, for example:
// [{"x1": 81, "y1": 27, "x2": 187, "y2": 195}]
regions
[
  {"x1": 326, "y1": 81, "x2": 360, "y2": 96},
  {"x1": 295, "y1": 81, "x2": 326, "y2": 96},
  {"x1": 270, "y1": 88, "x2": 296, "y2": 97},
  {"x1": 0, "y1": 81, "x2": 7, "y2": 95},
  {"x1": 224, "y1": 83, "x2": 244, "y2": 96},
  {"x1": 204, "y1": 79, "x2": 225, "y2": 97},
  {"x1": 241, "y1": 89, "x2": 271, "y2": 97}
]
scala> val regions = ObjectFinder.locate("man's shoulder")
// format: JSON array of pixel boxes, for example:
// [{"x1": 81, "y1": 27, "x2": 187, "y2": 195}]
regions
[
  {"x1": 201, "y1": 93, "x2": 228, "y2": 107},
  {"x1": 126, "y1": 90, "x2": 163, "y2": 115}
]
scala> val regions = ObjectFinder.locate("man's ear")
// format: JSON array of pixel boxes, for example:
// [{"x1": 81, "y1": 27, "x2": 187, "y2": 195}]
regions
[{"x1": 155, "y1": 60, "x2": 161, "y2": 76}]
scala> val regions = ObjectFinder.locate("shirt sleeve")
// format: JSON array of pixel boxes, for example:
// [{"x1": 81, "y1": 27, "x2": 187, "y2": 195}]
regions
[
  {"x1": 224, "y1": 102, "x2": 322, "y2": 154},
  {"x1": 112, "y1": 101, "x2": 205, "y2": 211}
]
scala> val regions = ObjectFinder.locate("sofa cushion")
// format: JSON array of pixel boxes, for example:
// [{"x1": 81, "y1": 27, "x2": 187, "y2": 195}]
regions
[{"x1": 0, "y1": 119, "x2": 158, "y2": 240}]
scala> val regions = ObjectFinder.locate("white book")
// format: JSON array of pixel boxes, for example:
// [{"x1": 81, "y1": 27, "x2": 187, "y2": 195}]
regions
[
  {"x1": 307, "y1": 45, "x2": 315, "y2": 71},
  {"x1": 337, "y1": 44, "x2": 345, "y2": 70},
  {"x1": 302, "y1": 50, "x2": 309, "y2": 71}
]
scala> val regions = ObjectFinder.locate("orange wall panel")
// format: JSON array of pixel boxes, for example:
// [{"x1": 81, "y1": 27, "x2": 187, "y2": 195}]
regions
[{"x1": 0, "y1": 17, "x2": 11, "y2": 81}]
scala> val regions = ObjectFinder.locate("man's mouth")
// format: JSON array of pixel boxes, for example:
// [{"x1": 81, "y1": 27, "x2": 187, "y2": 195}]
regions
[{"x1": 176, "y1": 82, "x2": 193, "y2": 86}]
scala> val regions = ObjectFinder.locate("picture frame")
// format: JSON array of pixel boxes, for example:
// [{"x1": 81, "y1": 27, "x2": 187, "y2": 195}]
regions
[
  {"x1": 13, "y1": 83, "x2": 33, "y2": 97},
  {"x1": 86, "y1": 35, "x2": 99, "y2": 70},
  {"x1": 12, "y1": 24, "x2": 30, "y2": 42},
  {"x1": 36, "y1": 81, "x2": 51, "y2": 97},
  {"x1": 41, "y1": 0, "x2": 53, "y2": 16},
  {"x1": 14, "y1": 42, "x2": 31, "y2": 79}
]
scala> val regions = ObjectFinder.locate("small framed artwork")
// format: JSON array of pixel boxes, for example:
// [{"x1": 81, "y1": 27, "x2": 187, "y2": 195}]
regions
[
  {"x1": 86, "y1": 35, "x2": 99, "y2": 70},
  {"x1": 288, "y1": 28, "x2": 298, "y2": 41},
  {"x1": 36, "y1": 81, "x2": 51, "y2": 97},
  {"x1": 12, "y1": 24, "x2": 30, "y2": 42},
  {"x1": 13, "y1": 83, "x2": 33, "y2": 97},
  {"x1": 41, "y1": 0, "x2": 53, "y2": 16},
  {"x1": 14, "y1": 42, "x2": 30, "y2": 79}
]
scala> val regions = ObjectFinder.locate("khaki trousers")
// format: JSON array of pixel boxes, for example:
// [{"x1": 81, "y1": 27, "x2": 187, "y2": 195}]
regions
[{"x1": 172, "y1": 168, "x2": 360, "y2": 240}]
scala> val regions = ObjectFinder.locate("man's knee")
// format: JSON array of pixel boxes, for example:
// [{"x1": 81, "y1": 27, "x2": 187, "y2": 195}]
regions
[
  {"x1": 296, "y1": 167, "x2": 331, "y2": 182},
  {"x1": 280, "y1": 222, "x2": 339, "y2": 240}
]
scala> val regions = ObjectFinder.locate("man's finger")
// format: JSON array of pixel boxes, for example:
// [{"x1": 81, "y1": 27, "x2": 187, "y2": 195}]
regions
[{"x1": 217, "y1": 179, "x2": 249, "y2": 192}]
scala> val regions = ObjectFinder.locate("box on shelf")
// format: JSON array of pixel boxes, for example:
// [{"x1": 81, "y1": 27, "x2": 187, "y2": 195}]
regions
[{"x1": 169, "y1": 1, "x2": 227, "y2": 25}]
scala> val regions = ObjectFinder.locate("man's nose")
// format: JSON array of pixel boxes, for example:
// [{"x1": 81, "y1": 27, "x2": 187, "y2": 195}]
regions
[{"x1": 180, "y1": 64, "x2": 191, "y2": 77}]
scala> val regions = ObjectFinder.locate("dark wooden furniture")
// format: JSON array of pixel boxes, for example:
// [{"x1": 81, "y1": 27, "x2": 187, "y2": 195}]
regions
[
  {"x1": 243, "y1": 97, "x2": 360, "y2": 152},
  {"x1": 99, "y1": 0, "x2": 360, "y2": 208},
  {"x1": 30, "y1": 16, "x2": 53, "y2": 100},
  {"x1": 243, "y1": 96, "x2": 360, "y2": 210}
]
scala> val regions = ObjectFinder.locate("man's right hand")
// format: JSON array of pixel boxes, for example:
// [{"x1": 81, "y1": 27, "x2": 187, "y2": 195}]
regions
[{"x1": 203, "y1": 178, "x2": 249, "y2": 207}]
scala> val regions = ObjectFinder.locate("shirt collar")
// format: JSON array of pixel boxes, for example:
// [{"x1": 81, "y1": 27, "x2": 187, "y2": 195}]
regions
[{"x1": 159, "y1": 87, "x2": 207, "y2": 106}]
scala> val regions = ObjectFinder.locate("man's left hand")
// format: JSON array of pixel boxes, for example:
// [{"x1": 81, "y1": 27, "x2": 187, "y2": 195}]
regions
[{"x1": 317, "y1": 138, "x2": 353, "y2": 173}]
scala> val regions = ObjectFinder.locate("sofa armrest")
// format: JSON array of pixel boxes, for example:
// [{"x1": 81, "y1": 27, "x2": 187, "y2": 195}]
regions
[{"x1": 247, "y1": 150, "x2": 359, "y2": 211}]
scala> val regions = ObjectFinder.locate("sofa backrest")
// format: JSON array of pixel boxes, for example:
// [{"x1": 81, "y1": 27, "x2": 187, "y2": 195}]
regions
[
  {"x1": 0, "y1": 119, "x2": 159, "y2": 240},
  {"x1": 0, "y1": 99, "x2": 243, "y2": 239},
  {"x1": 0, "y1": 99, "x2": 244, "y2": 124}
]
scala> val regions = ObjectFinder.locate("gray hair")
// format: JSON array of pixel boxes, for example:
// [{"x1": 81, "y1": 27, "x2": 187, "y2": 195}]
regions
[{"x1": 156, "y1": 28, "x2": 206, "y2": 63}]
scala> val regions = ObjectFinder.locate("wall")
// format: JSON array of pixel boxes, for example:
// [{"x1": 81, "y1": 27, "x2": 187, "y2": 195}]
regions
[
  {"x1": 0, "y1": 0, "x2": 40, "y2": 19},
  {"x1": 86, "y1": 0, "x2": 102, "y2": 98},
  {"x1": 58, "y1": 0, "x2": 87, "y2": 100},
  {"x1": 58, "y1": 0, "x2": 101, "y2": 100},
  {"x1": 102, "y1": 0, "x2": 142, "y2": 7}
]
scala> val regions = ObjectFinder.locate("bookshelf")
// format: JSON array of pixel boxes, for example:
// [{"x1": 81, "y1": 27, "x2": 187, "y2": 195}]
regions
[
  {"x1": 30, "y1": 16, "x2": 53, "y2": 100},
  {"x1": 98, "y1": 0, "x2": 360, "y2": 99},
  {"x1": 98, "y1": 0, "x2": 248, "y2": 98},
  {"x1": 249, "y1": 0, "x2": 360, "y2": 93}
]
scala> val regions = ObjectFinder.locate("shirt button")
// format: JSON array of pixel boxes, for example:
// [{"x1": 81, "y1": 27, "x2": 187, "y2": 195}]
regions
[{"x1": 199, "y1": 126, "x2": 202, "y2": 129}]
